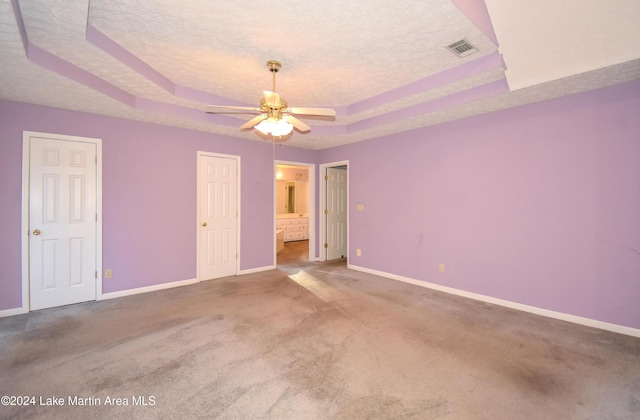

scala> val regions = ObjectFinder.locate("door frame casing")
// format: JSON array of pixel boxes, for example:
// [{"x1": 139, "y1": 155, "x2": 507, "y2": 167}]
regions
[
  {"x1": 21, "y1": 131, "x2": 103, "y2": 312},
  {"x1": 319, "y1": 160, "x2": 349, "y2": 261},
  {"x1": 273, "y1": 161, "x2": 315, "y2": 265},
  {"x1": 196, "y1": 151, "x2": 241, "y2": 281}
]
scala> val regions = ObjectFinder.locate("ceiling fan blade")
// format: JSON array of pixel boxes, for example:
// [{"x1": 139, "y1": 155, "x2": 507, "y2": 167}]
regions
[
  {"x1": 241, "y1": 114, "x2": 268, "y2": 129},
  {"x1": 206, "y1": 105, "x2": 261, "y2": 114},
  {"x1": 289, "y1": 107, "x2": 336, "y2": 117},
  {"x1": 263, "y1": 90, "x2": 281, "y2": 106},
  {"x1": 283, "y1": 114, "x2": 311, "y2": 132}
]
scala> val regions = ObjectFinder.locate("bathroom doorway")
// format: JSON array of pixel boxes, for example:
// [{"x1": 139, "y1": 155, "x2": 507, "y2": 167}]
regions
[{"x1": 274, "y1": 161, "x2": 315, "y2": 268}]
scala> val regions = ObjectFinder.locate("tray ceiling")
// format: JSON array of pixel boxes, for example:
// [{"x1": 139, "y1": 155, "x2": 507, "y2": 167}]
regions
[{"x1": 1, "y1": 0, "x2": 639, "y2": 149}]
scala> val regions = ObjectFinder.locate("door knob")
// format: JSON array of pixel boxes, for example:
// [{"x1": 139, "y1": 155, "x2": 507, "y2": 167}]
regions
[
  {"x1": 201, "y1": 222, "x2": 207, "y2": 227},
  {"x1": 32, "y1": 229, "x2": 41, "y2": 236}
]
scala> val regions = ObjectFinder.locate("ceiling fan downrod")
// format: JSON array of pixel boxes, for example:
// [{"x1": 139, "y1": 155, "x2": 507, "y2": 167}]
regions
[{"x1": 266, "y1": 60, "x2": 281, "y2": 92}]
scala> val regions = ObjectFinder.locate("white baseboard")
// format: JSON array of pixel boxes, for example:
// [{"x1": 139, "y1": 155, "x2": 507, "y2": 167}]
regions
[
  {"x1": 348, "y1": 264, "x2": 640, "y2": 338},
  {"x1": 239, "y1": 265, "x2": 275, "y2": 275},
  {"x1": 0, "y1": 306, "x2": 28, "y2": 318},
  {"x1": 1, "y1": 266, "x2": 277, "y2": 317},
  {"x1": 100, "y1": 278, "x2": 199, "y2": 300}
]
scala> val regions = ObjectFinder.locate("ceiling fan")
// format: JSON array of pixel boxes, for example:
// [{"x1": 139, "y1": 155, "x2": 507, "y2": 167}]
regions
[{"x1": 205, "y1": 60, "x2": 335, "y2": 138}]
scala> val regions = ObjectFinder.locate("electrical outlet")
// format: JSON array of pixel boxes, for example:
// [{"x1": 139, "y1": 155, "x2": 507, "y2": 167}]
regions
[
  {"x1": 439, "y1": 264, "x2": 445, "y2": 273},
  {"x1": 356, "y1": 248, "x2": 362, "y2": 257},
  {"x1": 105, "y1": 269, "x2": 113, "y2": 279}
]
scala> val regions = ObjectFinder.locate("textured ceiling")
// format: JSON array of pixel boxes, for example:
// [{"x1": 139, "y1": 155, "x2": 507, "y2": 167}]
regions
[{"x1": 1, "y1": 0, "x2": 639, "y2": 149}]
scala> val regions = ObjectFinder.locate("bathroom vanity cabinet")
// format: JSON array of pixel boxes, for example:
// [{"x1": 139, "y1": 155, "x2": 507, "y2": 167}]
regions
[{"x1": 276, "y1": 216, "x2": 309, "y2": 242}]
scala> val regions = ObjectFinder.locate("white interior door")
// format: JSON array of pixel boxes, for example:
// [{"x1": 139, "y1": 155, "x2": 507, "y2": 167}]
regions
[
  {"x1": 326, "y1": 167, "x2": 347, "y2": 260},
  {"x1": 29, "y1": 136, "x2": 97, "y2": 310},
  {"x1": 198, "y1": 154, "x2": 238, "y2": 280}
]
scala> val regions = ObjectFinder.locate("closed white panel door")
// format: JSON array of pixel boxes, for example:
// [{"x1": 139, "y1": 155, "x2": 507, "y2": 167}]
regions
[
  {"x1": 198, "y1": 155, "x2": 238, "y2": 280},
  {"x1": 326, "y1": 167, "x2": 347, "y2": 260},
  {"x1": 29, "y1": 137, "x2": 97, "y2": 310}
]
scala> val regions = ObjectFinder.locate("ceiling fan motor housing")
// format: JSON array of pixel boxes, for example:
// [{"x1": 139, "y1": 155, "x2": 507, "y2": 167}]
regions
[{"x1": 260, "y1": 97, "x2": 287, "y2": 118}]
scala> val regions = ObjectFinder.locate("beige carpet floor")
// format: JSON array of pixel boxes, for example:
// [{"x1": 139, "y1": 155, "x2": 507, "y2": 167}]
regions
[{"x1": 1, "y1": 242, "x2": 639, "y2": 419}]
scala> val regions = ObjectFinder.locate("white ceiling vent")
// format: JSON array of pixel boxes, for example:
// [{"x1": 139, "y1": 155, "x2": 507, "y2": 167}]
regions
[{"x1": 447, "y1": 39, "x2": 479, "y2": 58}]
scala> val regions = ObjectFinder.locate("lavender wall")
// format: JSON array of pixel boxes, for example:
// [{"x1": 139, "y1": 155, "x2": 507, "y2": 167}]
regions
[
  {"x1": 2, "y1": 80, "x2": 639, "y2": 330},
  {"x1": 0, "y1": 100, "x2": 316, "y2": 309},
  {"x1": 320, "y1": 80, "x2": 640, "y2": 329}
]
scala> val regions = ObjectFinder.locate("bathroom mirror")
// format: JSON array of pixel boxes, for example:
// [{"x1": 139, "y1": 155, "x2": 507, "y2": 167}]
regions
[
  {"x1": 275, "y1": 165, "x2": 308, "y2": 215},
  {"x1": 286, "y1": 182, "x2": 295, "y2": 213}
]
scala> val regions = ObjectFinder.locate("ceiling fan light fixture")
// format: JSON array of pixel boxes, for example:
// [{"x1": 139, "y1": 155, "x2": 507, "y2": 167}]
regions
[{"x1": 255, "y1": 117, "x2": 293, "y2": 137}]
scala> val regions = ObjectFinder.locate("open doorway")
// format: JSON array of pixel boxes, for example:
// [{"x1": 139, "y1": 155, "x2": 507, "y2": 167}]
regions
[
  {"x1": 320, "y1": 161, "x2": 349, "y2": 261},
  {"x1": 274, "y1": 162, "x2": 315, "y2": 270}
]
